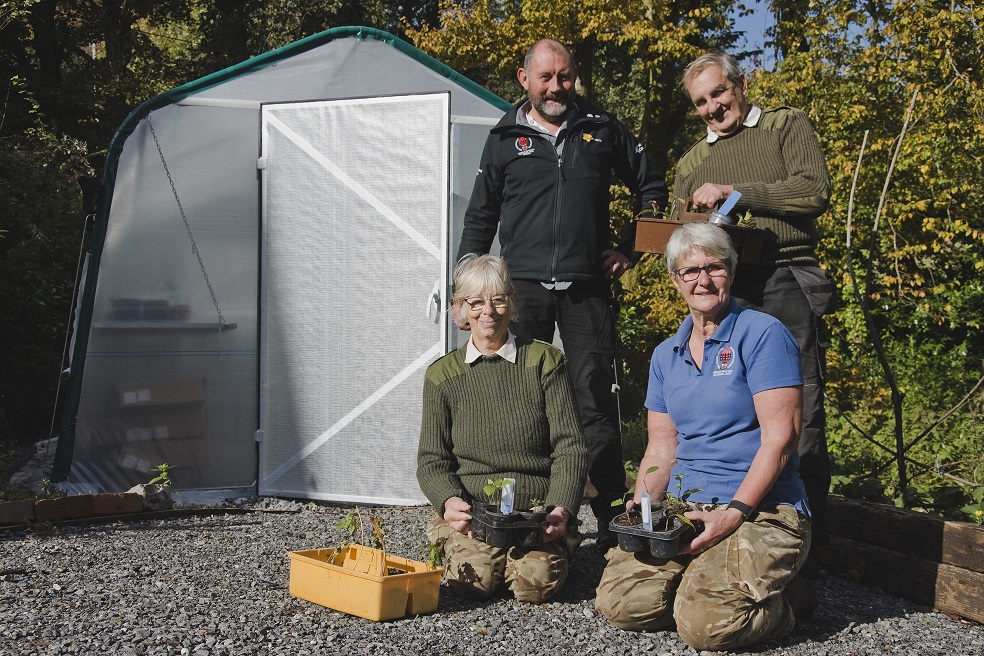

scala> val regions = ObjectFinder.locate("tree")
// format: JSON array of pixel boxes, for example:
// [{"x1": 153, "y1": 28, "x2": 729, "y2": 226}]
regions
[
  {"x1": 0, "y1": 74, "x2": 92, "y2": 441},
  {"x1": 753, "y1": 0, "x2": 984, "y2": 516},
  {"x1": 405, "y1": 0, "x2": 746, "y2": 171}
]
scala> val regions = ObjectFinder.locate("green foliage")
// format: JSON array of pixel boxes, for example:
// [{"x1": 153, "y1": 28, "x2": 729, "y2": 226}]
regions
[
  {"x1": 147, "y1": 463, "x2": 175, "y2": 488},
  {"x1": 336, "y1": 506, "x2": 363, "y2": 550},
  {"x1": 752, "y1": 0, "x2": 984, "y2": 519},
  {"x1": 405, "y1": 0, "x2": 746, "y2": 171},
  {"x1": 25, "y1": 517, "x2": 58, "y2": 536},
  {"x1": 614, "y1": 466, "x2": 702, "y2": 530},
  {"x1": 38, "y1": 477, "x2": 62, "y2": 499},
  {"x1": 421, "y1": 542, "x2": 444, "y2": 568},
  {"x1": 483, "y1": 477, "x2": 506, "y2": 504},
  {"x1": 0, "y1": 440, "x2": 35, "y2": 501},
  {"x1": 612, "y1": 465, "x2": 660, "y2": 507},
  {"x1": 0, "y1": 74, "x2": 92, "y2": 442},
  {"x1": 669, "y1": 473, "x2": 701, "y2": 503},
  {"x1": 623, "y1": 460, "x2": 640, "y2": 482},
  {"x1": 616, "y1": 257, "x2": 687, "y2": 417},
  {"x1": 334, "y1": 507, "x2": 388, "y2": 570},
  {"x1": 616, "y1": 256, "x2": 687, "y2": 457}
]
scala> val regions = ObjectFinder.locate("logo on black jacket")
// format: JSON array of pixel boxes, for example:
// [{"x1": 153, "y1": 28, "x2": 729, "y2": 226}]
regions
[{"x1": 515, "y1": 136, "x2": 535, "y2": 156}]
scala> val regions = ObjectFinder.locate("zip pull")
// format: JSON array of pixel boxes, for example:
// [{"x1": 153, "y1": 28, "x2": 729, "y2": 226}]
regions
[{"x1": 558, "y1": 156, "x2": 565, "y2": 180}]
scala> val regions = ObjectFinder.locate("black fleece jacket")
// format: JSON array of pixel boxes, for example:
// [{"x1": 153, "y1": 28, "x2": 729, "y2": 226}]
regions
[{"x1": 457, "y1": 98, "x2": 668, "y2": 282}]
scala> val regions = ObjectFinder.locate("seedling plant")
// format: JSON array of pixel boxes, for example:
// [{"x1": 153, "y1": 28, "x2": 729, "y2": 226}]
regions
[
  {"x1": 148, "y1": 463, "x2": 174, "y2": 488},
  {"x1": 334, "y1": 507, "x2": 404, "y2": 575},
  {"x1": 483, "y1": 478, "x2": 506, "y2": 504},
  {"x1": 613, "y1": 467, "x2": 702, "y2": 531}
]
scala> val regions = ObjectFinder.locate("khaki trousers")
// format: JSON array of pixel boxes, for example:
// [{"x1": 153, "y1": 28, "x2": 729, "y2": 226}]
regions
[
  {"x1": 427, "y1": 514, "x2": 581, "y2": 604},
  {"x1": 595, "y1": 505, "x2": 811, "y2": 651}
]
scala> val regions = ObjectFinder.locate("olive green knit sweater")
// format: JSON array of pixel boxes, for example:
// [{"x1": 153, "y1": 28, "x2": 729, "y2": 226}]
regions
[
  {"x1": 416, "y1": 336, "x2": 587, "y2": 514},
  {"x1": 672, "y1": 106, "x2": 831, "y2": 267}
]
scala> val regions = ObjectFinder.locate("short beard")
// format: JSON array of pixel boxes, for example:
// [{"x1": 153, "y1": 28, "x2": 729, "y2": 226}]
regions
[{"x1": 532, "y1": 94, "x2": 570, "y2": 120}]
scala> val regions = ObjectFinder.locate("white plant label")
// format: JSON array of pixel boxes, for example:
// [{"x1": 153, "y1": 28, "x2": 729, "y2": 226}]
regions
[
  {"x1": 641, "y1": 493, "x2": 653, "y2": 531},
  {"x1": 500, "y1": 478, "x2": 516, "y2": 515}
]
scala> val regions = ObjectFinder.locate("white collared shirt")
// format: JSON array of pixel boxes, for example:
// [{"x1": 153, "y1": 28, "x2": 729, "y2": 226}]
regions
[
  {"x1": 465, "y1": 331, "x2": 518, "y2": 364},
  {"x1": 706, "y1": 105, "x2": 762, "y2": 143}
]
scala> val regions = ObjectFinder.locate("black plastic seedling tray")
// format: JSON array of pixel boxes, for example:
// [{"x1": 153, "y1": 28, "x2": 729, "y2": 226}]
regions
[
  {"x1": 470, "y1": 503, "x2": 549, "y2": 548},
  {"x1": 609, "y1": 510, "x2": 703, "y2": 558}
]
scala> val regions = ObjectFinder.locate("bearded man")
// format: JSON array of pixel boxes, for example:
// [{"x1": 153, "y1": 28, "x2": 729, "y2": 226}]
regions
[{"x1": 456, "y1": 38, "x2": 668, "y2": 551}]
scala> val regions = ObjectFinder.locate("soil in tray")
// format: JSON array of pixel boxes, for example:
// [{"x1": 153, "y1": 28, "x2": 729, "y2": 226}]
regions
[
  {"x1": 610, "y1": 509, "x2": 703, "y2": 558},
  {"x1": 612, "y1": 511, "x2": 676, "y2": 531}
]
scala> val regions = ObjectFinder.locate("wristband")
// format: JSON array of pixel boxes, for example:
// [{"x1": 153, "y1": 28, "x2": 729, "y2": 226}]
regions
[{"x1": 727, "y1": 499, "x2": 754, "y2": 521}]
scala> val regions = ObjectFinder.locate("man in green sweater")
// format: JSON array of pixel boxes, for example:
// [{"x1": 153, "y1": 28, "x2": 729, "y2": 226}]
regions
[
  {"x1": 671, "y1": 52, "x2": 835, "y2": 575},
  {"x1": 417, "y1": 254, "x2": 587, "y2": 603}
]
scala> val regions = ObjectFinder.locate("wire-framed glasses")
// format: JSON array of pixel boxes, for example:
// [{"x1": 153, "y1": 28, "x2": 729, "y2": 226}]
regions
[
  {"x1": 673, "y1": 262, "x2": 729, "y2": 282},
  {"x1": 462, "y1": 295, "x2": 510, "y2": 311}
]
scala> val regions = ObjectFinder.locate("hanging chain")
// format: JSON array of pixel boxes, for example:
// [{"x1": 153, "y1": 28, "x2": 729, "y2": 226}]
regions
[{"x1": 148, "y1": 116, "x2": 227, "y2": 353}]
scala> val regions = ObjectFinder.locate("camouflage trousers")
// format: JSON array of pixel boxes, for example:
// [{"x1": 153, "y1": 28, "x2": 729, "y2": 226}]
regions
[
  {"x1": 426, "y1": 514, "x2": 581, "y2": 604},
  {"x1": 595, "y1": 504, "x2": 811, "y2": 652}
]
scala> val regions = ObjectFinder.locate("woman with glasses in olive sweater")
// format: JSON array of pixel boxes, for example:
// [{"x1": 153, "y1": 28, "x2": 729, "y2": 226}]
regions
[{"x1": 417, "y1": 253, "x2": 587, "y2": 603}]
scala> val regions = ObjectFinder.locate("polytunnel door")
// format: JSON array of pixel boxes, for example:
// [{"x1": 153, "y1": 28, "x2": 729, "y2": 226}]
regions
[{"x1": 258, "y1": 93, "x2": 450, "y2": 503}]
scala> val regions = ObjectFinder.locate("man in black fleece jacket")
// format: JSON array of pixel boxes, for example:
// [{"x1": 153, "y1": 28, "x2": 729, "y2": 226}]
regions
[{"x1": 457, "y1": 38, "x2": 668, "y2": 550}]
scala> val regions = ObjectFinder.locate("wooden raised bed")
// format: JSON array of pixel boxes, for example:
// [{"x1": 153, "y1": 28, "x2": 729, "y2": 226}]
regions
[{"x1": 822, "y1": 494, "x2": 984, "y2": 623}]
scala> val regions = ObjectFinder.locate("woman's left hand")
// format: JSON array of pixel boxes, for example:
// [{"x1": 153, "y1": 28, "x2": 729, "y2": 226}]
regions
[
  {"x1": 541, "y1": 506, "x2": 570, "y2": 543},
  {"x1": 677, "y1": 507, "x2": 743, "y2": 555}
]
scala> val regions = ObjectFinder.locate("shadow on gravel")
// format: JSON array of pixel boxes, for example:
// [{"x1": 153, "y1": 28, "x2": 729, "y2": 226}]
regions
[
  {"x1": 560, "y1": 543, "x2": 609, "y2": 604},
  {"x1": 740, "y1": 572, "x2": 935, "y2": 652}
]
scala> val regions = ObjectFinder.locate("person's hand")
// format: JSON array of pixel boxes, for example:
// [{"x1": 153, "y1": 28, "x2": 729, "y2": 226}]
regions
[
  {"x1": 601, "y1": 250, "x2": 632, "y2": 280},
  {"x1": 677, "y1": 507, "x2": 743, "y2": 555},
  {"x1": 541, "y1": 506, "x2": 570, "y2": 543},
  {"x1": 450, "y1": 301, "x2": 471, "y2": 330},
  {"x1": 690, "y1": 183, "x2": 735, "y2": 210},
  {"x1": 443, "y1": 496, "x2": 473, "y2": 536}
]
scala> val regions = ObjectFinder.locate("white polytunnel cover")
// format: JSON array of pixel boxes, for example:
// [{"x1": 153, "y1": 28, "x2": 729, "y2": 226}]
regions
[
  {"x1": 259, "y1": 94, "x2": 449, "y2": 503},
  {"x1": 56, "y1": 27, "x2": 507, "y2": 500}
]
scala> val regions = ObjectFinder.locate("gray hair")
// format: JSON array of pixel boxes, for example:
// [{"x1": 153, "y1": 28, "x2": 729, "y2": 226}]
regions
[
  {"x1": 664, "y1": 223, "x2": 737, "y2": 275},
  {"x1": 452, "y1": 254, "x2": 518, "y2": 319},
  {"x1": 681, "y1": 52, "x2": 743, "y2": 94},
  {"x1": 523, "y1": 38, "x2": 576, "y2": 73}
]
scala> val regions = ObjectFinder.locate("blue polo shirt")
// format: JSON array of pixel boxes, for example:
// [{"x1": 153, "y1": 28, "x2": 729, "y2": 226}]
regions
[{"x1": 646, "y1": 300, "x2": 809, "y2": 512}]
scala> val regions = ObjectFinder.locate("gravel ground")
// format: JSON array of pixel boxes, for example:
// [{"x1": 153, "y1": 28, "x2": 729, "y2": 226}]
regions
[{"x1": 2, "y1": 497, "x2": 982, "y2": 656}]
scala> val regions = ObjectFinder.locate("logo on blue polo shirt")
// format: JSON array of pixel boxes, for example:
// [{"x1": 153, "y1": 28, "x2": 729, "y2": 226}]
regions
[{"x1": 713, "y1": 346, "x2": 735, "y2": 377}]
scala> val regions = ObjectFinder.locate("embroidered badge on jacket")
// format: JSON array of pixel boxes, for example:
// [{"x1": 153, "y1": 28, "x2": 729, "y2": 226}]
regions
[
  {"x1": 713, "y1": 346, "x2": 735, "y2": 377},
  {"x1": 515, "y1": 136, "x2": 535, "y2": 156}
]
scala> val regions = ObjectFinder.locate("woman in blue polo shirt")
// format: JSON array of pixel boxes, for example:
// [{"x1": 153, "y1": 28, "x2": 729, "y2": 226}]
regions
[{"x1": 596, "y1": 222, "x2": 813, "y2": 651}]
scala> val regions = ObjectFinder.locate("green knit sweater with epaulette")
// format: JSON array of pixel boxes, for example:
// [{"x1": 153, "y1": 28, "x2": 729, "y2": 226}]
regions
[
  {"x1": 416, "y1": 336, "x2": 587, "y2": 515},
  {"x1": 672, "y1": 106, "x2": 831, "y2": 267}
]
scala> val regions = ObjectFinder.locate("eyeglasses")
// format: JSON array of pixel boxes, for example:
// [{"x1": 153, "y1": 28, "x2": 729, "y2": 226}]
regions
[
  {"x1": 673, "y1": 262, "x2": 729, "y2": 282},
  {"x1": 461, "y1": 295, "x2": 510, "y2": 311}
]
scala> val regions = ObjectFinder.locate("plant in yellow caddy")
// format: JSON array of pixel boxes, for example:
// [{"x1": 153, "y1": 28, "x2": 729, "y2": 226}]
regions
[{"x1": 287, "y1": 506, "x2": 443, "y2": 621}]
